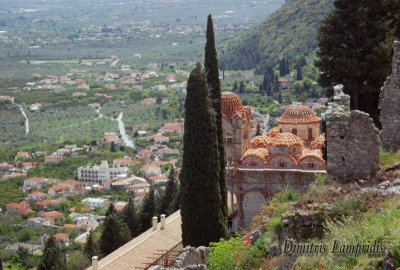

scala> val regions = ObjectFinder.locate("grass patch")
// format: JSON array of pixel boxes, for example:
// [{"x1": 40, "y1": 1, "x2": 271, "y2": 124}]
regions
[
  {"x1": 380, "y1": 148, "x2": 400, "y2": 169},
  {"x1": 294, "y1": 197, "x2": 400, "y2": 270}
]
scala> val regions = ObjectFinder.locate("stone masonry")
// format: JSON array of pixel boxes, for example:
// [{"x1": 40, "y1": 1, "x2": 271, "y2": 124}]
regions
[
  {"x1": 326, "y1": 85, "x2": 380, "y2": 180},
  {"x1": 379, "y1": 41, "x2": 400, "y2": 151}
]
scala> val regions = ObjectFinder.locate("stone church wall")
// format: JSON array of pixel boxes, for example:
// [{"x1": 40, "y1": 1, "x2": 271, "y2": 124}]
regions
[
  {"x1": 379, "y1": 41, "x2": 400, "y2": 151},
  {"x1": 326, "y1": 85, "x2": 380, "y2": 180}
]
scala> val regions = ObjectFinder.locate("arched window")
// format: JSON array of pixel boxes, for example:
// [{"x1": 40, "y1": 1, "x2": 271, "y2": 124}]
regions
[
  {"x1": 308, "y1": 128, "x2": 313, "y2": 140},
  {"x1": 292, "y1": 128, "x2": 297, "y2": 135}
]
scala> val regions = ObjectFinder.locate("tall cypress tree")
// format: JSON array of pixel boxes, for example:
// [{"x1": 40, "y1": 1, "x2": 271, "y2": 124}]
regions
[
  {"x1": 296, "y1": 62, "x2": 303, "y2": 81},
  {"x1": 204, "y1": 14, "x2": 227, "y2": 219},
  {"x1": 139, "y1": 186, "x2": 157, "y2": 233},
  {"x1": 100, "y1": 211, "x2": 131, "y2": 257},
  {"x1": 159, "y1": 167, "x2": 178, "y2": 216},
  {"x1": 38, "y1": 235, "x2": 66, "y2": 270},
  {"x1": 181, "y1": 63, "x2": 227, "y2": 247},
  {"x1": 239, "y1": 81, "x2": 244, "y2": 93},
  {"x1": 123, "y1": 197, "x2": 140, "y2": 237},
  {"x1": 84, "y1": 231, "x2": 99, "y2": 262}
]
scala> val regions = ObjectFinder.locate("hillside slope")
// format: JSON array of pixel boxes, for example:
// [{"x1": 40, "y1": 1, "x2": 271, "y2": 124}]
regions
[{"x1": 219, "y1": 0, "x2": 334, "y2": 72}]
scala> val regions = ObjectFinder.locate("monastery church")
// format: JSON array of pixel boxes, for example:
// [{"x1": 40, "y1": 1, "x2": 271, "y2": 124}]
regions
[{"x1": 221, "y1": 92, "x2": 326, "y2": 229}]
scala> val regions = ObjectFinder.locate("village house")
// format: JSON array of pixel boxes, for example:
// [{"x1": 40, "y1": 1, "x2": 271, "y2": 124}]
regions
[
  {"x1": 69, "y1": 212, "x2": 100, "y2": 230},
  {"x1": 110, "y1": 175, "x2": 147, "y2": 190},
  {"x1": 34, "y1": 200, "x2": 52, "y2": 210},
  {"x1": 15, "y1": 151, "x2": 30, "y2": 160},
  {"x1": 44, "y1": 154, "x2": 65, "y2": 164},
  {"x1": 139, "y1": 149, "x2": 154, "y2": 157},
  {"x1": 142, "y1": 98, "x2": 156, "y2": 105},
  {"x1": 0, "y1": 163, "x2": 14, "y2": 172},
  {"x1": 55, "y1": 233, "x2": 70, "y2": 244},
  {"x1": 152, "y1": 134, "x2": 169, "y2": 144},
  {"x1": 160, "y1": 122, "x2": 183, "y2": 134},
  {"x1": 82, "y1": 198, "x2": 109, "y2": 209},
  {"x1": 27, "y1": 217, "x2": 53, "y2": 228},
  {"x1": 6, "y1": 202, "x2": 34, "y2": 215},
  {"x1": 72, "y1": 92, "x2": 87, "y2": 97},
  {"x1": 2, "y1": 172, "x2": 26, "y2": 180},
  {"x1": 28, "y1": 191, "x2": 47, "y2": 202},
  {"x1": 141, "y1": 164, "x2": 161, "y2": 177},
  {"x1": 157, "y1": 147, "x2": 179, "y2": 158},
  {"x1": 40, "y1": 211, "x2": 65, "y2": 223},
  {"x1": 278, "y1": 77, "x2": 291, "y2": 88},
  {"x1": 102, "y1": 132, "x2": 122, "y2": 145},
  {"x1": 112, "y1": 157, "x2": 136, "y2": 168},
  {"x1": 23, "y1": 177, "x2": 53, "y2": 190},
  {"x1": 48, "y1": 185, "x2": 69, "y2": 197},
  {"x1": 6, "y1": 243, "x2": 41, "y2": 255},
  {"x1": 29, "y1": 103, "x2": 42, "y2": 112}
]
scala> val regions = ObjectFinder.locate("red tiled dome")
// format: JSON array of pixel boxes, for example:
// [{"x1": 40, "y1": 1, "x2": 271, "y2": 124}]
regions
[
  {"x1": 242, "y1": 148, "x2": 269, "y2": 162},
  {"x1": 266, "y1": 127, "x2": 279, "y2": 138},
  {"x1": 251, "y1": 136, "x2": 271, "y2": 148},
  {"x1": 270, "y1": 132, "x2": 304, "y2": 147},
  {"x1": 277, "y1": 105, "x2": 321, "y2": 124},
  {"x1": 311, "y1": 133, "x2": 325, "y2": 150},
  {"x1": 221, "y1": 92, "x2": 244, "y2": 120}
]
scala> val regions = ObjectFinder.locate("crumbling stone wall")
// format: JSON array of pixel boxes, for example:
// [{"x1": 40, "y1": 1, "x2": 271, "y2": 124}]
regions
[
  {"x1": 326, "y1": 85, "x2": 380, "y2": 180},
  {"x1": 281, "y1": 211, "x2": 327, "y2": 241},
  {"x1": 379, "y1": 41, "x2": 400, "y2": 151}
]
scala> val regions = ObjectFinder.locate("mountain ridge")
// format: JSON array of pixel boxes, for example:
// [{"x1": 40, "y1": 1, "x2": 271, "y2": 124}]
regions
[{"x1": 218, "y1": 0, "x2": 334, "y2": 72}]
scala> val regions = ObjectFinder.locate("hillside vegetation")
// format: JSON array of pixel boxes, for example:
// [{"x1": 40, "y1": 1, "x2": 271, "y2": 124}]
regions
[{"x1": 219, "y1": 0, "x2": 334, "y2": 72}]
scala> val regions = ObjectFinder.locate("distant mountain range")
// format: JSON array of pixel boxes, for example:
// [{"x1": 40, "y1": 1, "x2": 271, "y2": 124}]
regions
[{"x1": 218, "y1": 0, "x2": 334, "y2": 72}]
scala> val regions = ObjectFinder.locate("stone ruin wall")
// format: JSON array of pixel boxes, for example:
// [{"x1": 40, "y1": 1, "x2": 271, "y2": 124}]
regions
[
  {"x1": 379, "y1": 41, "x2": 400, "y2": 151},
  {"x1": 227, "y1": 171, "x2": 317, "y2": 229},
  {"x1": 326, "y1": 85, "x2": 380, "y2": 180}
]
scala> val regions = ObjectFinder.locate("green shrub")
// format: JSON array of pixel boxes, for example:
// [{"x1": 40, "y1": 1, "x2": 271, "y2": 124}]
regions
[
  {"x1": 207, "y1": 237, "x2": 249, "y2": 270},
  {"x1": 269, "y1": 217, "x2": 283, "y2": 240}
]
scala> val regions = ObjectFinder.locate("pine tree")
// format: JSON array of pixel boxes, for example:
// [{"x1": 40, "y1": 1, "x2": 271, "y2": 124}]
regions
[
  {"x1": 105, "y1": 203, "x2": 115, "y2": 217},
  {"x1": 123, "y1": 197, "x2": 140, "y2": 237},
  {"x1": 181, "y1": 63, "x2": 227, "y2": 247},
  {"x1": 238, "y1": 81, "x2": 244, "y2": 94},
  {"x1": 99, "y1": 211, "x2": 131, "y2": 257},
  {"x1": 159, "y1": 167, "x2": 178, "y2": 216},
  {"x1": 204, "y1": 14, "x2": 227, "y2": 219},
  {"x1": 273, "y1": 74, "x2": 279, "y2": 93},
  {"x1": 296, "y1": 63, "x2": 303, "y2": 81},
  {"x1": 139, "y1": 186, "x2": 157, "y2": 232},
  {"x1": 84, "y1": 231, "x2": 99, "y2": 261},
  {"x1": 38, "y1": 235, "x2": 66, "y2": 270},
  {"x1": 315, "y1": 0, "x2": 399, "y2": 126},
  {"x1": 110, "y1": 141, "x2": 117, "y2": 152},
  {"x1": 232, "y1": 81, "x2": 238, "y2": 92}
]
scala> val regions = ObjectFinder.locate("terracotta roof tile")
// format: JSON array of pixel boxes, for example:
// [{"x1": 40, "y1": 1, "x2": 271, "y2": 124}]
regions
[
  {"x1": 277, "y1": 105, "x2": 321, "y2": 124},
  {"x1": 266, "y1": 127, "x2": 279, "y2": 138},
  {"x1": 270, "y1": 133, "x2": 304, "y2": 147},
  {"x1": 251, "y1": 136, "x2": 271, "y2": 148},
  {"x1": 221, "y1": 92, "x2": 244, "y2": 120},
  {"x1": 93, "y1": 211, "x2": 182, "y2": 270},
  {"x1": 311, "y1": 133, "x2": 325, "y2": 150},
  {"x1": 242, "y1": 148, "x2": 269, "y2": 162}
]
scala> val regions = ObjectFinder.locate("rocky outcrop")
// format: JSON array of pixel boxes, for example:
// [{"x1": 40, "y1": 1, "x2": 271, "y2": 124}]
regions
[
  {"x1": 326, "y1": 85, "x2": 380, "y2": 180},
  {"x1": 379, "y1": 41, "x2": 400, "y2": 151},
  {"x1": 148, "y1": 246, "x2": 209, "y2": 270}
]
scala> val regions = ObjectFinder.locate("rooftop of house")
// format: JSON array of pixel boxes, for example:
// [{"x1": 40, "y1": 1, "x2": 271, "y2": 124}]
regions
[
  {"x1": 40, "y1": 211, "x2": 65, "y2": 218},
  {"x1": 91, "y1": 210, "x2": 181, "y2": 270},
  {"x1": 29, "y1": 191, "x2": 47, "y2": 197}
]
